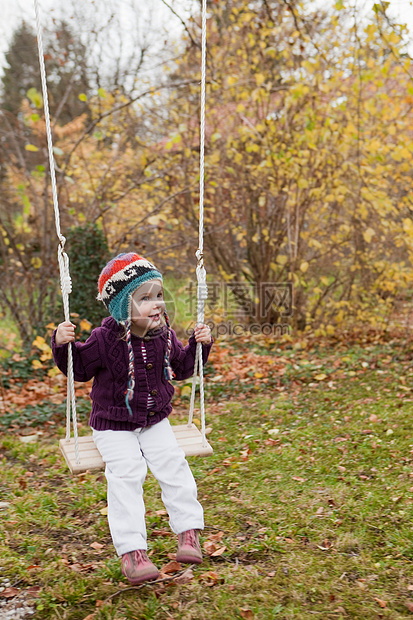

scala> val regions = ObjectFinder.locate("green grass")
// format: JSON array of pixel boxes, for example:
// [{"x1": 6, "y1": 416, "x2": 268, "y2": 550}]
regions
[{"x1": 1, "y1": 339, "x2": 413, "y2": 618}]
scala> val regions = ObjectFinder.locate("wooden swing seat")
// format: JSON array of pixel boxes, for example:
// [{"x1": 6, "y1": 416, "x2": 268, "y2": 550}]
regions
[{"x1": 59, "y1": 424, "x2": 213, "y2": 474}]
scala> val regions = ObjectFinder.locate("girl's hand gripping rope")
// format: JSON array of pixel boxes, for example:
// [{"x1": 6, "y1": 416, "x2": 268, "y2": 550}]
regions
[
  {"x1": 55, "y1": 321, "x2": 76, "y2": 346},
  {"x1": 194, "y1": 323, "x2": 212, "y2": 345}
]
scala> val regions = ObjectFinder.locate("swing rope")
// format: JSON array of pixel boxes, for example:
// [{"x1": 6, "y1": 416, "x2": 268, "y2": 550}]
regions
[
  {"x1": 33, "y1": 0, "x2": 208, "y2": 456},
  {"x1": 188, "y1": 0, "x2": 208, "y2": 447},
  {"x1": 33, "y1": 0, "x2": 80, "y2": 464}
]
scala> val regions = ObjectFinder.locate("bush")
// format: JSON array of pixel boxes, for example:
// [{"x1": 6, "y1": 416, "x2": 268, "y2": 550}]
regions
[{"x1": 63, "y1": 223, "x2": 110, "y2": 330}]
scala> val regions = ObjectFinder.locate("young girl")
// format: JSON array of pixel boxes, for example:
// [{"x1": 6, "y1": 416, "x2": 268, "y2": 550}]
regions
[{"x1": 52, "y1": 252, "x2": 212, "y2": 585}]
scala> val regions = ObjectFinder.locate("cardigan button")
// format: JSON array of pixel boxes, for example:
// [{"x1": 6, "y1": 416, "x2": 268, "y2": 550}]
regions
[
  {"x1": 143, "y1": 336, "x2": 150, "y2": 342},
  {"x1": 149, "y1": 411, "x2": 156, "y2": 417},
  {"x1": 150, "y1": 389, "x2": 158, "y2": 396},
  {"x1": 146, "y1": 363, "x2": 153, "y2": 370}
]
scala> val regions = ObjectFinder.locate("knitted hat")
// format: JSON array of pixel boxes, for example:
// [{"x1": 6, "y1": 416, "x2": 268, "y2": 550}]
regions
[{"x1": 98, "y1": 252, "x2": 174, "y2": 415}]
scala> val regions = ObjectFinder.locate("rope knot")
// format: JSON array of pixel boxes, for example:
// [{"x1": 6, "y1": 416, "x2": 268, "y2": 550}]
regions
[
  {"x1": 196, "y1": 263, "x2": 208, "y2": 301},
  {"x1": 60, "y1": 272, "x2": 72, "y2": 296}
]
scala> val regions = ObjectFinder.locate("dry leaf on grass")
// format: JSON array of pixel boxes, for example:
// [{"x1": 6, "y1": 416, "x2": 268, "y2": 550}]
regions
[
  {"x1": 374, "y1": 597, "x2": 387, "y2": 608},
  {"x1": 203, "y1": 540, "x2": 218, "y2": 555},
  {"x1": 151, "y1": 529, "x2": 173, "y2": 537},
  {"x1": 207, "y1": 467, "x2": 221, "y2": 475},
  {"x1": 0, "y1": 587, "x2": 20, "y2": 598},
  {"x1": 333, "y1": 607, "x2": 347, "y2": 615},
  {"x1": 230, "y1": 495, "x2": 244, "y2": 504},
  {"x1": 239, "y1": 608, "x2": 254, "y2": 619},
  {"x1": 25, "y1": 586, "x2": 41, "y2": 597},
  {"x1": 207, "y1": 531, "x2": 224, "y2": 543},
  {"x1": 198, "y1": 571, "x2": 223, "y2": 586},
  {"x1": 160, "y1": 560, "x2": 182, "y2": 574},
  {"x1": 173, "y1": 569, "x2": 194, "y2": 584},
  {"x1": 70, "y1": 562, "x2": 98, "y2": 573}
]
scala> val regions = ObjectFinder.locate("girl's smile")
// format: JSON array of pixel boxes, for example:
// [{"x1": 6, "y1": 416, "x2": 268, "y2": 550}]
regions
[{"x1": 130, "y1": 279, "x2": 165, "y2": 336}]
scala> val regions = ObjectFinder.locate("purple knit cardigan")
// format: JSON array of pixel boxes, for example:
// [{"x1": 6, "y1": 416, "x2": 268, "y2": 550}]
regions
[{"x1": 52, "y1": 317, "x2": 213, "y2": 431}]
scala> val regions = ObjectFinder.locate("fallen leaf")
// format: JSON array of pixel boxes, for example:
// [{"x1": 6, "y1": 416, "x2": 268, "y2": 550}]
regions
[
  {"x1": 357, "y1": 581, "x2": 367, "y2": 591},
  {"x1": 264, "y1": 438, "x2": 280, "y2": 446},
  {"x1": 198, "y1": 570, "x2": 222, "y2": 586},
  {"x1": 230, "y1": 495, "x2": 244, "y2": 504},
  {"x1": 406, "y1": 601, "x2": 413, "y2": 612},
  {"x1": 239, "y1": 608, "x2": 254, "y2": 619},
  {"x1": 211, "y1": 545, "x2": 227, "y2": 557},
  {"x1": 0, "y1": 587, "x2": 20, "y2": 598},
  {"x1": 203, "y1": 541, "x2": 218, "y2": 555},
  {"x1": 19, "y1": 434, "x2": 40, "y2": 444},
  {"x1": 292, "y1": 476, "x2": 306, "y2": 482},
  {"x1": 90, "y1": 541, "x2": 104, "y2": 550},
  {"x1": 70, "y1": 562, "x2": 97, "y2": 573},
  {"x1": 160, "y1": 560, "x2": 182, "y2": 574},
  {"x1": 174, "y1": 568, "x2": 194, "y2": 584},
  {"x1": 99, "y1": 506, "x2": 108, "y2": 516},
  {"x1": 374, "y1": 598, "x2": 387, "y2": 608}
]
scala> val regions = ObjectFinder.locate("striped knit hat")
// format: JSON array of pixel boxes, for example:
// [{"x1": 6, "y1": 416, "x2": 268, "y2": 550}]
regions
[{"x1": 98, "y1": 252, "x2": 174, "y2": 415}]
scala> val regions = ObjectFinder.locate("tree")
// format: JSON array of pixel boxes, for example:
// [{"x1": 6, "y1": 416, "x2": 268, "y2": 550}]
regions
[
  {"x1": 149, "y1": 0, "x2": 413, "y2": 332},
  {"x1": 1, "y1": 22, "x2": 39, "y2": 118},
  {"x1": 0, "y1": 8, "x2": 186, "y2": 345},
  {"x1": 1, "y1": 20, "x2": 90, "y2": 125}
]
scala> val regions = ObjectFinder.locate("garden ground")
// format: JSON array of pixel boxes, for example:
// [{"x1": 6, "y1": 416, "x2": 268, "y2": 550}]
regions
[{"x1": 1, "y1": 333, "x2": 413, "y2": 619}]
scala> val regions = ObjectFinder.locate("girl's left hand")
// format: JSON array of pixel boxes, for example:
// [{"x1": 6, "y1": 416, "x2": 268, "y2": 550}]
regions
[{"x1": 194, "y1": 323, "x2": 212, "y2": 344}]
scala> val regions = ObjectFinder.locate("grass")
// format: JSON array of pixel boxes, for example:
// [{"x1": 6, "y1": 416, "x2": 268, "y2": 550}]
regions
[{"x1": 1, "y1": 338, "x2": 413, "y2": 618}]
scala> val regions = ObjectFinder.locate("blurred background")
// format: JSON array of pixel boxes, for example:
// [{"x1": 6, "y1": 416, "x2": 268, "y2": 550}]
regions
[{"x1": 1, "y1": 0, "x2": 413, "y2": 354}]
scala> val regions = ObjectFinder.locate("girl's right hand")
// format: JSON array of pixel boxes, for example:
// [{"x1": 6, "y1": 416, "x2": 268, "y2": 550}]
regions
[{"x1": 55, "y1": 321, "x2": 76, "y2": 346}]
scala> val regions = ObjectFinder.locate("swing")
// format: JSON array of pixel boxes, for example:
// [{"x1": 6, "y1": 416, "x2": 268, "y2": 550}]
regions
[{"x1": 33, "y1": 0, "x2": 212, "y2": 473}]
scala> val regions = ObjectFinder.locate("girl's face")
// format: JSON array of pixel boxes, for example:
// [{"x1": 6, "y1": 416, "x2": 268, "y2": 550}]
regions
[{"x1": 130, "y1": 279, "x2": 164, "y2": 336}]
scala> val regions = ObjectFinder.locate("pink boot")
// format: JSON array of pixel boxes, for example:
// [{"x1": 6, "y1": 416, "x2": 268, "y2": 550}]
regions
[
  {"x1": 176, "y1": 529, "x2": 202, "y2": 564},
  {"x1": 121, "y1": 550, "x2": 159, "y2": 584}
]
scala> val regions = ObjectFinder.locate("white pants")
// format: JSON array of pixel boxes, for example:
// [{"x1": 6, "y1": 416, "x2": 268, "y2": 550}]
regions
[{"x1": 92, "y1": 418, "x2": 204, "y2": 556}]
